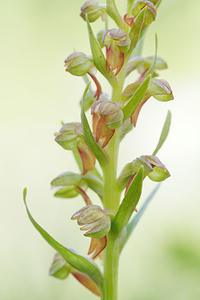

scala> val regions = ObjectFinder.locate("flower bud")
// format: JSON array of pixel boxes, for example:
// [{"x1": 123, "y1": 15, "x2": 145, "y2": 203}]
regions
[
  {"x1": 64, "y1": 52, "x2": 95, "y2": 76},
  {"x1": 55, "y1": 123, "x2": 96, "y2": 174},
  {"x1": 80, "y1": 0, "x2": 107, "y2": 23},
  {"x1": 145, "y1": 155, "x2": 170, "y2": 182},
  {"x1": 49, "y1": 253, "x2": 71, "y2": 279},
  {"x1": 102, "y1": 29, "x2": 130, "y2": 75},
  {"x1": 132, "y1": 0, "x2": 156, "y2": 26},
  {"x1": 91, "y1": 100, "x2": 124, "y2": 147},
  {"x1": 71, "y1": 205, "x2": 111, "y2": 238},
  {"x1": 148, "y1": 78, "x2": 174, "y2": 101},
  {"x1": 55, "y1": 122, "x2": 82, "y2": 150}
]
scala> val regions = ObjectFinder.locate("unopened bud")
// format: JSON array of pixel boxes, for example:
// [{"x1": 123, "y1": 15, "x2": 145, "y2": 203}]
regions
[
  {"x1": 132, "y1": 0, "x2": 156, "y2": 25},
  {"x1": 80, "y1": 0, "x2": 107, "y2": 23},
  {"x1": 148, "y1": 78, "x2": 174, "y2": 101},
  {"x1": 102, "y1": 29, "x2": 130, "y2": 75},
  {"x1": 49, "y1": 253, "x2": 71, "y2": 280},
  {"x1": 55, "y1": 122, "x2": 82, "y2": 150},
  {"x1": 55, "y1": 123, "x2": 95, "y2": 174},
  {"x1": 145, "y1": 155, "x2": 170, "y2": 182},
  {"x1": 64, "y1": 52, "x2": 95, "y2": 76},
  {"x1": 71, "y1": 205, "x2": 111, "y2": 238},
  {"x1": 91, "y1": 100, "x2": 124, "y2": 129}
]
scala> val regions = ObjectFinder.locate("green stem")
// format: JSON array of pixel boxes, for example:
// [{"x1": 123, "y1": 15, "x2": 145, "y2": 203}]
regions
[{"x1": 102, "y1": 63, "x2": 127, "y2": 299}]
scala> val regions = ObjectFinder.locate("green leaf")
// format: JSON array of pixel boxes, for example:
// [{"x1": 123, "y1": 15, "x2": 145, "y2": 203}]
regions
[
  {"x1": 112, "y1": 167, "x2": 143, "y2": 236},
  {"x1": 120, "y1": 183, "x2": 161, "y2": 252},
  {"x1": 129, "y1": 8, "x2": 146, "y2": 54},
  {"x1": 145, "y1": 34, "x2": 158, "y2": 77},
  {"x1": 153, "y1": 110, "x2": 171, "y2": 155},
  {"x1": 51, "y1": 172, "x2": 82, "y2": 187},
  {"x1": 23, "y1": 188, "x2": 105, "y2": 296},
  {"x1": 123, "y1": 75, "x2": 151, "y2": 121},
  {"x1": 86, "y1": 18, "x2": 116, "y2": 86},
  {"x1": 81, "y1": 84, "x2": 107, "y2": 169}
]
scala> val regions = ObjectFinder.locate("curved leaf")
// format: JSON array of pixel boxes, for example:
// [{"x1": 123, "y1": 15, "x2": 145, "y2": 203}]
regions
[
  {"x1": 129, "y1": 8, "x2": 146, "y2": 54},
  {"x1": 123, "y1": 75, "x2": 151, "y2": 121},
  {"x1": 145, "y1": 34, "x2": 157, "y2": 77},
  {"x1": 86, "y1": 18, "x2": 116, "y2": 86},
  {"x1": 23, "y1": 188, "x2": 105, "y2": 297},
  {"x1": 112, "y1": 167, "x2": 143, "y2": 236},
  {"x1": 81, "y1": 84, "x2": 107, "y2": 169},
  {"x1": 153, "y1": 110, "x2": 171, "y2": 155}
]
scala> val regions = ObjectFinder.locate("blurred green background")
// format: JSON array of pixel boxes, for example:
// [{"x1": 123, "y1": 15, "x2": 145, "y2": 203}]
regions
[{"x1": 1, "y1": 0, "x2": 200, "y2": 299}]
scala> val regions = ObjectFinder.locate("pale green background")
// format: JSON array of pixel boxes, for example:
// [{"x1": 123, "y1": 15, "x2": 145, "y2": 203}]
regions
[{"x1": 1, "y1": 0, "x2": 200, "y2": 299}]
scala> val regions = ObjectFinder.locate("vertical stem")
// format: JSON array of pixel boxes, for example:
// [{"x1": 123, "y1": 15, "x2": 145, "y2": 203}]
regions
[{"x1": 103, "y1": 65, "x2": 127, "y2": 299}]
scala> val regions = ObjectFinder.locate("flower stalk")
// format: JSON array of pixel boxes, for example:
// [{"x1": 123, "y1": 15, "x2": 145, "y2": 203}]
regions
[{"x1": 24, "y1": 0, "x2": 174, "y2": 299}]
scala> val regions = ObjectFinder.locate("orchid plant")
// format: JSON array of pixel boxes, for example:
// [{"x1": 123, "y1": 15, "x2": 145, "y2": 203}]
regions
[{"x1": 24, "y1": 0, "x2": 174, "y2": 299}]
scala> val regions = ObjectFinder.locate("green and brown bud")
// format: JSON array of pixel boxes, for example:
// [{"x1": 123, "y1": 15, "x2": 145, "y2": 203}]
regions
[
  {"x1": 80, "y1": 0, "x2": 107, "y2": 23},
  {"x1": 64, "y1": 52, "x2": 95, "y2": 76},
  {"x1": 145, "y1": 155, "x2": 170, "y2": 182},
  {"x1": 102, "y1": 29, "x2": 130, "y2": 75},
  {"x1": 132, "y1": 0, "x2": 156, "y2": 26},
  {"x1": 91, "y1": 100, "x2": 124, "y2": 147},
  {"x1": 55, "y1": 123, "x2": 96, "y2": 174},
  {"x1": 49, "y1": 253, "x2": 100, "y2": 296},
  {"x1": 71, "y1": 205, "x2": 111, "y2": 238},
  {"x1": 118, "y1": 155, "x2": 170, "y2": 189},
  {"x1": 49, "y1": 253, "x2": 71, "y2": 280}
]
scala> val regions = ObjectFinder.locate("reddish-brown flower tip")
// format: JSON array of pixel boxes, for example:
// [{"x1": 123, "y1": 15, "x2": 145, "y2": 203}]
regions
[
  {"x1": 123, "y1": 13, "x2": 134, "y2": 27},
  {"x1": 102, "y1": 29, "x2": 130, "y2": 76},
  {"x1": 88, "y1": 236, "x2": 107, "y2": 259},
  {"x1": 72, "y1": 271, "x2": 100, "y2": 296}
]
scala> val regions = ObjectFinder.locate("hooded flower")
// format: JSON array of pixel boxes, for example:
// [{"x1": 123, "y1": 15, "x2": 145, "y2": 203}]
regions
[{"x1": 102, "y1": 29, "x2": 130, "y2": 75}]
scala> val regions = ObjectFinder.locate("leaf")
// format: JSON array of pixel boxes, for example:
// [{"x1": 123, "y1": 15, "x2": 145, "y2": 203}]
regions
[
  {"x1": 51, "y1": 172, "x2": 82, "y2": 187},
  {"x1": 86, "y1": 18, "x2": 115, "y2": 86},
  {"x1": 120, "y1": 183, "x2": 161, "y2": 252},
  {"x1": 153, "y1": 110, "x2": 171, "y2": 155},
  {"x1": 129, "y1": 8, "x2": 146, "y2": 54},
  {"x1": 112, "y1": 167, "x2": 143, "y2": 236},
  {"x1": 23, "y1": 188, "x2": 105, "y2": 296},
  {"x1": 123, "y1": 75, "x2": 151, "y2": 121},
  {"x1": 81, "y1": 84, "x2": 107, "y2": 169},
  {"x1": 145, "y1": 34, "x2": 158, "y2": 77}
]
